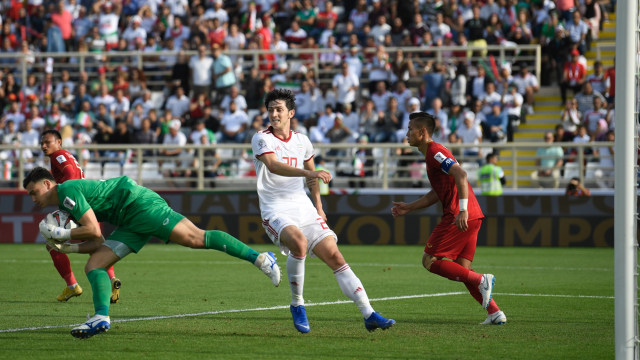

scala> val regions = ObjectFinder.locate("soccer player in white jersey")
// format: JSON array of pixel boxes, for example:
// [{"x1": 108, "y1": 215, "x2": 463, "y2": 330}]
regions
[{"x1": 251, "y1": 89, "x2": 395, "y2": 333}]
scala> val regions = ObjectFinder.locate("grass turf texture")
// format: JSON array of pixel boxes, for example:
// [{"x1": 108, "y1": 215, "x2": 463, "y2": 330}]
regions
[{"x1": 0, "y1": 244, "x2": 614, "y2": 359}]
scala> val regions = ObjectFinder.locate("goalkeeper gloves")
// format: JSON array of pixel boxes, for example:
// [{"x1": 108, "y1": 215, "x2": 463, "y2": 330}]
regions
[
  {"x1": 45, "y1": 239, "x2": 78, "y2": 253},
  {"x1": 39, "y1": 219, "x2": 72, "y2": 242}
]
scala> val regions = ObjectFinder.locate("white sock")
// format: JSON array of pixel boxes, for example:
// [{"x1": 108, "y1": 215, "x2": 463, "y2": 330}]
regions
[
  {"x1": 334, "y1": 264, "x2": 374, "y2": 319},
  {"x1": 68, "y1": 284, "x2": 78, "y2": 290},
  {"x1": 287, "y1": 254, "x2": 306, "y2": 307}
]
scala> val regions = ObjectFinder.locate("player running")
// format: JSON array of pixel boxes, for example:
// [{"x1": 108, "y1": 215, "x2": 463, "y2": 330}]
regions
[
  {"x1": 251, "y1": 89, "x2": 395, "y2": 333},
  {"x1": 24, "y1": 167, "x2": 281, "y2": 339},
  {"x1": 391, "y1": 112, "x2": 507, "y2": 325},
  {"x1": 40, "y1": 130, "x2": 122, "y2": 303}
]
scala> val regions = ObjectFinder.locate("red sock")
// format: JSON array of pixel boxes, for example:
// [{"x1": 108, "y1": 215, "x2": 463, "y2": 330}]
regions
[
  {"x1": 464, "y1": 282, "x2": 500, "y2": 313},
  {"x1": 49, "y1": 248, "x2": 76, "y2": 286},
  {"x1": 429, "y1": 260, "x2": 482, "y2": 284},
  {"x1": 106, "y1": 266, "x2": 115, "y2": 280}
]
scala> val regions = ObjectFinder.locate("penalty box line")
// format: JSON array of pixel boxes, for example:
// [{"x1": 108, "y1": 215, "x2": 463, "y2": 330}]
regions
[{"x1": 0, "y1": 292, "x2": 613, "y2": 333}]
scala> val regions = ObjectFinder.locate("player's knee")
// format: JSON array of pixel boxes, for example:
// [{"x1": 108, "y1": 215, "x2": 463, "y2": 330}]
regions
[{"x1": 422, "y1": 254, "x2": 436, "y2": 270}]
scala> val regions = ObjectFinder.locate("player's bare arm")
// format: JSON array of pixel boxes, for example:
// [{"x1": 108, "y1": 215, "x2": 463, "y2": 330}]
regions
[
  {"x1": 303, "y1": 158, "x2": 328, "y2": 220},
  {"x1": 391, "y1": 190, "x2": 439, "y2": 217},
  {"x1": 259, "y1": 152, "x2": 332, "y2": 183},
  {"x1": 449, "y1": 163, "x2": 469, "y2": 231},
  {"x1": 45, "y1": 209, "x2": 105, "y2": 254}
]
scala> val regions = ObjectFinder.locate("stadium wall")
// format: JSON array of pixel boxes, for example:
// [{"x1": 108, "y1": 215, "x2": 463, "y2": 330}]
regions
[{"x1": 0, "y1": 190, "x2": 615, "y2": 247}]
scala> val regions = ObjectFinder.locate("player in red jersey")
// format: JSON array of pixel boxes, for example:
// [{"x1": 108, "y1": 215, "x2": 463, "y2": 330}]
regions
[
  {"x1": 40, "y1": 129, "x2": 122, "y2": 303},
  {"x1": 391, "y1": 112, "x2": 506, "y2": 325}
]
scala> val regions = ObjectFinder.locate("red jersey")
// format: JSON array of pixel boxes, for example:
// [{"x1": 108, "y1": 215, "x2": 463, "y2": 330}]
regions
[
  {"x1": 49, "y1": 149, "x2": 84, "y2": 183},
  {"x1": 424, "y1": 141, "x2": 483, "y2": 221},
  {"x1": 564, "y1": 62, "x2": 586, "y2": 83}
]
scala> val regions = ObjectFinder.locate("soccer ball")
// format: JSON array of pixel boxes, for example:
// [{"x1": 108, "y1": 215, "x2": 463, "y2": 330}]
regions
[{"x1": 45, "y1": 210, "x2": 78, "y2": 230}]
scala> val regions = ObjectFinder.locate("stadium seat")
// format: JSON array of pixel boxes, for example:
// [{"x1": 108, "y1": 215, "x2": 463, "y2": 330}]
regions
[
  {"x1": 102, "y1": 162, "x2": 122, "y2": 179},
  {"x1": 141, "y1": 162, "x2": 163, "y2": 180},
  {"x1": 84, "y1": 162, "x2": 102, "y2": 180},
  {"x1": 461, "y1": 162, "x2": 479, "y2": 185},
  {"x1": 563, "y1": 162, "x2": 580, "y2": 180},
  {"x1": 122, "y1": 163, "x2": 139, "y2": 180}
]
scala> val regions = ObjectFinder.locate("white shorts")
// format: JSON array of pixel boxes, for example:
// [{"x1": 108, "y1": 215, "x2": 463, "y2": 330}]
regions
[{"x1": 261, "y1": 203, "x2": 337, "y2": 257}]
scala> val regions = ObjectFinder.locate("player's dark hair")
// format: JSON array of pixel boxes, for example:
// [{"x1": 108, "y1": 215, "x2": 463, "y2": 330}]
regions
[
  {"x1": 41, "y1": 129, "x2": 62, "y2": 140},
  {"x1": 264, "y1": 88, "x2": 296, "y2": 111},
  {"x1": 409, "y1": 111, "x2": 436, "y2": 136},
  {"x1": 486, "y1": 152, "x2": 498, "y2": 163},
  {"x1": 23, "y1": 166, "x2": 56, "y2": 188}
]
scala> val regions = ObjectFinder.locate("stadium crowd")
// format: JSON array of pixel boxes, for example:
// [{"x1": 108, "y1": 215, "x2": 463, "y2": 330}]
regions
[{"x1": 0, "y1": 0, "x2": 616, "y2": 186}]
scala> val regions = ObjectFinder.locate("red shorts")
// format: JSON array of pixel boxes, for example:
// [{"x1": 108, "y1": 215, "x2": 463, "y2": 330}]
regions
[{"x1": 424, "y1": 218, "x2": 483, "y2": 262}]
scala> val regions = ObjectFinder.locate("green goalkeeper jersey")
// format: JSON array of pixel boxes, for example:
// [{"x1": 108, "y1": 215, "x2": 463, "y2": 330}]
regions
[{"x1": 57, "y1": 176, "x2": 146, "y2": 225}]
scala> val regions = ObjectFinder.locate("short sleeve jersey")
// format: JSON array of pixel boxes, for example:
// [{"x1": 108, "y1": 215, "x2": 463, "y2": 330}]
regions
[
  {"x1": 424, "y1": 141, "x2": 483, "y2": 221},
  {"x1": 57, "y1": 177, "x2": 145, "y2": 226},
  {"x1": 251, "y1": 127, "x2": 314, "y2": 207},
  {"x1": 49, "y1": 149, "x2": 84, "y2": 183}
]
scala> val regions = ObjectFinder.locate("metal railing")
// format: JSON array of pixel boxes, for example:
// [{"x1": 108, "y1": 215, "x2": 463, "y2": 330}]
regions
[
  {"x1": 1, "y1": 141, "x2": 614, "y2": 191},
  {"x1": 0, "y1": 44, "x2": 542, "y2": 90}
]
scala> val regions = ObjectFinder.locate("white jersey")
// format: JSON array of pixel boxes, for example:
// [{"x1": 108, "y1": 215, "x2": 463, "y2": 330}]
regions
[{"x1": 251, "y1": 128, "x2": 315, "y2": 210}]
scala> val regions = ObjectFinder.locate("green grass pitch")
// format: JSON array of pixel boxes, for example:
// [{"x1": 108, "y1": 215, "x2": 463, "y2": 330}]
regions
[{"x1": 0, "y1": 244, "x2": 614, "y2": 359}]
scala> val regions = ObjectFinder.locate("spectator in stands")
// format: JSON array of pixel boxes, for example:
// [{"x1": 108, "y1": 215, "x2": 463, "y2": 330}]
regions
[
  {"x1": 134, "y1": 118, "x2": 157, "y2": 157},
  {"x1": 189, "y1": 44, "x2": 214, "y2": 98},
  {"x1": 219, "y1": 100, "x2": 249, "y2": 143},
  {"x1": 483, "y1": 101, "x2": 508, "y2": 143},
  {"x1": 560, "y1": 49, "x2": 587, "y2": 105},
  {"x1": 58, "y1": 85, "x2": 76, "y2": 117},
  {"x1": 571, "y1": 124, "x2": 592, "y2": 157},
  {"x1": 370, "y1": 15, "x2": 391, "y2": 45},
  {"x1": 583, "y1": 96, "x2": 607, "y2": 139},
  {"x1": 348, "y1": 134, "x2": 375, "y2": 189},
  {"x1": 565, "y1": 11, "x2": 589, "y2": 54},
  {"x1": 392, "y1": 80, "x2": 413, "y2": 115},
  {"x1": 326, "y1": 113, "x2": 355, "y2": 156},
  {"x1": 161, "y1": 119, "x2": 189, "y2": 177},
  {"x1": 310, "y1": 104, "x2": 336, "y2": 143},
  {"x1": 371, "y1": 80, "x2": 392, "y2": 113},
  {"x1": 93, "y1": 84, "x2": 116, "y2": 112},
  {"x1": 108, "y1": 119, "x2": 134, "y2": 162},
  {"x1": 603, "y1": 58, "x2": 615, "y2": 103},
  {"x1": 502, "y1": 83, "x2": 523, "y2": 140},
  {"x1": 212, "y1": 43, "x2": 236, "y2": 105},
  {"x1": 349, "y1": 0, "x2": 369, "y2": 32},
  {"x1": 554, "y1": 124, "x2": 575, "y2": 143},
  {"x1": 332, "y1": 62, "x2": 360, "y2": 114},
  {"x1": 341, "y1": 103, "x2": 360, "y2": 138},
  {"x1": 575, "y1": 81, "x2": 606, "y2": 116},
  {"x1": 3, "y1": 97, "x2": 25, "y2": 129},
  {"x1": 587, "y1": 61, "x2": 606, "y2": 94},
  {"x1": 220, "y1": 86, "x2": 247, "y2": 114},
  {"x1": 358, "y1": 98, "x2": 379, "y2": 139},
  {"x1": 344, "y1": 46, "x2": 364, "y2": 79},
  {"x1": 284, "y1": 20, "x2": 307, "y2": 49},
  {"x1": 367, "y1": 45, "x2": 392, "y2": 94},
  {"x1": 128, "y1": 68, "x2": 148, "y2": 102},
  {"x1": 465, "y1": 5, "x2": 487, "y2": 57},
  {"x1": 95, "y1": 103, "x2": 115, "y2": 129},
  {"x1": 319, "y1": 35, "x2": 341, "y2": 75},
  {"x1": 532, "y1": 131, "x2": 565, "y2": 188},
  {"x1": 112, "y1": 89, "x2": 130, "y2": 123},
  {"x1": 391, "y1": 49, "x2": 417, "y2": 84},
  {"x1": 593, "y1": 130, "x2": 614, "y2": 188},
  {"x1": 560, "y1": 98, "x2": 582, "y2": 136},
  {"x1": 122, "y1": 15, "x2": 146, "y2": 50},
  {"x1": 165, "y1": 16, "x2": 190, "y2": 51},
  {"x1": 457, "y1": 112, "x2": 483, "y2": 160},
  {"x1": 54, "y1": 70, "x2": 74, "y2": 99},
  {"x1": 97, "y1": 1, "x2": 120, "y2": 50},
  {"x1": 426, "y1": 97, "x2": 449, "y2": 143},
  {"x1": 512, "y1": 65, "x2": 539, "y2": 115},
  {"x1": 372, "y1": 97, "x2": 402, "y2": 143},
  {"x1": 165, "y1": 86, "x2": 190, "y2": 120},
  {"x1": 131, "y1": 90, "x2": 155, "y2": 118}
]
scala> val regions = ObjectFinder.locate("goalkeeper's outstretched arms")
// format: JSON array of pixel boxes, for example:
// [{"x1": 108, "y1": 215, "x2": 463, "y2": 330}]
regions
[{"x1": 41, "y1": 208, "x2": 104, "y2": 254}]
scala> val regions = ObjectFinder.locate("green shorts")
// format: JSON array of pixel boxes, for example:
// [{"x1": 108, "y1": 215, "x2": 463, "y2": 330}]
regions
[{"x1": 105, "y1": 189, "x2": 184, "y2": 254}]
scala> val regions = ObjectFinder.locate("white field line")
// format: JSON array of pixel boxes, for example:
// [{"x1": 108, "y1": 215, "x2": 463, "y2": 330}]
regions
[
  {"x1": 0, "y1": 291, "x2": 613, "y2": 334},
  {"x1": 0, "y1": 258, "x2": 612, "y2": 272}
]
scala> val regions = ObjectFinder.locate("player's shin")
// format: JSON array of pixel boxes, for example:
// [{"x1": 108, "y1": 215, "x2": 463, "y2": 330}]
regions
[
  {"x1": 334, "y1": 264, "x2": 374, "y2": 318},
  {"x1": 49, "y1": 249, "x2": 77, "y2": 286},
  {"x1": 287, "y1": 254, "x2": 306, "y2": 306},
  {"x1": 204, "y1": 230, "x2": 259, "y2": 263},
  {"x1": 86, "y1": 268, "x2": 112, "y2": 316}
]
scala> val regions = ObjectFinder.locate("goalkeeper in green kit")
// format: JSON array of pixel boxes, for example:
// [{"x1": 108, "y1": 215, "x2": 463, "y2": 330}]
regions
[{"x1": 24, "y1": 167, "x2": 281, "y2": 339}]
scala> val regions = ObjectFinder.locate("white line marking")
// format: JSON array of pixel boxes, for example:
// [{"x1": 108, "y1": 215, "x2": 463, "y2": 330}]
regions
[{"x1": 0, "y1": 292, "x2": 613, "y2": 334}]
